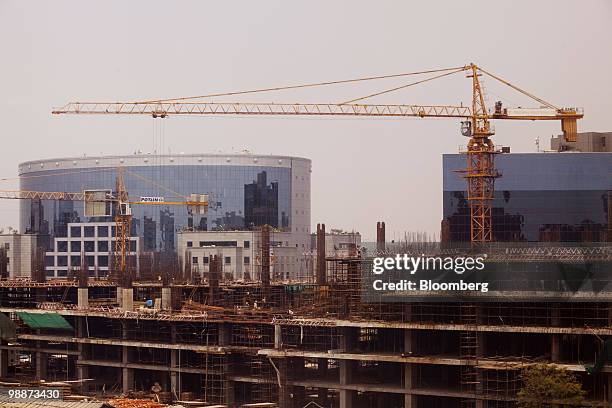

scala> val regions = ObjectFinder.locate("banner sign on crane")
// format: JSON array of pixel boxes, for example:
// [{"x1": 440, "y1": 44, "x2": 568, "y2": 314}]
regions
[{"x1": 140, "y1": 196, "x2": 165, "y2": 203}]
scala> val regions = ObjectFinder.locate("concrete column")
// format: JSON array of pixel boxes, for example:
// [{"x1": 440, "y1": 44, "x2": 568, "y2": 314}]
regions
[
  {"x1": 404, "y1": 329, "x2": 417, "y2": 408},
  {"x1": 224, "y1": 380, "x2": 235, "y2": 407},
  {"x1": 122, "y1": 345, "x2": 129, "y2": 364},
  {"x1": 77, "y1": 361, "x2": 88, "y2": 391},
  {"x1": 339, "y1": 360, "x2": 356, "y2": 408},
  {"x1": 317, "y1": 358, "x2": 328, "y2": 407},
  {"x1": 161, "y1": 287, "x2": 172, "y2": 311},
  {"x1": 170, "y1": 349, "x2": 179, "y2": 398},
  {"x1": 551, "y1": 334, "x2": 561, "y2": 362},
  {"x1": 338, "y1": 326, "x2": 357, "y2": 407},
  {"x1": 122, "y1": 367, "x2": 134, "y2": 393},
  {"x1": 122, "y1": 346, "x2": 133, "y2": 393},
  {"x1": 116, "y1": 287, "x2": 123, "y2": 305},
  {"x1": 121, "y1": 321, "x2": 128, "y2": 340},
  {"x1": 277, "y1": 359, "x2": 293, "y2": 408},
  {"x1": 35, "y1": 351, "x2": 48, "y2": 380},
  {"x1": 76, "y1": 317, "x2": 88, "y2": 392},
  {"x1": 121, "y1": 288, "x2": 133, "y2": 312},
  {"x1": 274, "y1": 324, "x2": 282, "y2": 349},
  {"x1": 339, "y1": 389, "x2": 354, "y2": 408},
  {"x1": 77, "y1": 288, "x2": 89, "y2": 309}
]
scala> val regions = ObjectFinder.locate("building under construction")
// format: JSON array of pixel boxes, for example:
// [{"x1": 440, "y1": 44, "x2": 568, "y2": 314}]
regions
[
  {"x1": 1, "y1": 220, "x2": 612, "y2": 408},
  {"x1": 0, "y1": 132, "x2": 610, "y2": 407}
]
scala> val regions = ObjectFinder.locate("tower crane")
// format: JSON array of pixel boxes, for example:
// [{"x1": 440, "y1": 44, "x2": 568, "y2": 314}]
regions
[
  {"x1": 0, "y1": 168, "x2": 208, "y2": 281},
  {"x1": 51, "y1": 63, "x2": 583, "y2": 244}
]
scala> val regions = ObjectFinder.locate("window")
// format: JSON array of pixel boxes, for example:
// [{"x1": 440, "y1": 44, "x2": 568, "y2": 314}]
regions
[
  {"x1": 71, "y1": 255, "x2": 81, "y2": 266},
  {"x1": 45, "y1": 256, "x2": 54, "y2": 267},
  {"x1": 192, "y1": 257, "x2": 198, "y2": 264},
  {"x1": 225, "y1": 257, "x2": 231, "y2": 264},
  {"x1": 243, "y1": 240, "x2": 250, "y2": 248},
  {"x1": 244, "y1": 256, "x2": 250, "y2": 264},
  {"x1": 57, "y1": 256, "x2": 67, "y2": 266},
  {"x1": 98, "y1": 256, "x2": 109, "y2": 267},
  {"x1": 98, "y1": 226, "x2": 109, "y2": 237},
  {"x1": 57, "y1": 241, "x2": 68, "y2": 252},
  {"x1": 70, "y1": 241, "x2": 81, "y2": 253},
  {"x1": 84, "y1": 226, "x2": 95, "y2": 237},
  {"x1": 203, "y1": 256, "x2": 209, "y2": 264},
  {"x1": 3, "y1": 243, "x2": 9, "y2": 250},
  {"x1": 98, "y1": 241, "x2": 109, "y2": 252},
  {"x1": 187, "y1": 241, "x2": 193, "y2": 247},
  {"x1": 57, "y1": 269, "x2": 68, "y2": 277},
  {"x1": 70, "y1": 226, "x2": 81, "y2": 237},
  {"x1": 84, "y1": 241, "x2": 95, "y2": 252},
  {"x1": 86, "y1": 256, "x2": 95, "y2": 267}
]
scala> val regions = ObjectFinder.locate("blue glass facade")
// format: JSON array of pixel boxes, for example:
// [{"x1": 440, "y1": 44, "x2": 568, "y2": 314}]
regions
[
  {"x1": 443, "y1": 153, "x2": 612, "y2": 242},
  {"x1": 19, "y1": 154, "x2": 310, "y2": 252}
]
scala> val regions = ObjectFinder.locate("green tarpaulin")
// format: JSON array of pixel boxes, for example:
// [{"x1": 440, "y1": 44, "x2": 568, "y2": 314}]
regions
[
  {"x1": 0, "y1": 313, "x2": 16, "y2": 340},
  {"x1": 16, "y1": 312, "x2": 73, "y2": 331}
]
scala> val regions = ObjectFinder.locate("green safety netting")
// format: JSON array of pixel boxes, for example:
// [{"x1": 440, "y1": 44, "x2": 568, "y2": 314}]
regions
[
  {"x1": 0, "y1": 313, "x2": 16, "y2": 340},
  {"x1": 16, "y1": 312, "x2": 73, "y2": 331}
]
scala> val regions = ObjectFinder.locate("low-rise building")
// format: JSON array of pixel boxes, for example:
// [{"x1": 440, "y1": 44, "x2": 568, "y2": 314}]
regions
[
  {"x1": 44, "y1": 222, "x2": 140, "y2": 278},
  {"x1": 310, "y1": 229, "x2": 362, "y2": 257},
  {"x1": 178, "y1": 230, "x2": 307, "y2": 281},
  {"x1": 0, "y1": 233, "x2": 43, "y2": 279}
]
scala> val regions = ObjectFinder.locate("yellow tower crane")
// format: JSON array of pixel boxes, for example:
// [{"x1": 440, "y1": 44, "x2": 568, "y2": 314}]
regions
[
  {"x1": 0, "y1": 169, "x2": 208, "y2": 280},
  {"x1": 51, "y1": 63, "x2": 583, "y2": 244}
]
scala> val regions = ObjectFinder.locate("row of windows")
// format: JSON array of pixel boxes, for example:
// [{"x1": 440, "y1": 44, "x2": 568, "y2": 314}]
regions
[
  {"x1": 47, "y1": 255, "x2": 109, "y2": 267},
  {"x1": 57, "y1": 240, "x2": 110, "y2": 252},
  {"x1": 69, "y1": 225, "x2": 111, "y2": 237},
  {"x1": 186, "y1": 240, "x2": 250, "y2": 248},
  {"x1": 54, "y1": 239, "x2": 137, "y2": 253},
  {"x1": 46, "y1": 269, "x2": 109, "y2": 278},
  {"x1": 192, "y1": 256, "x2": 247, "y2": 265}
]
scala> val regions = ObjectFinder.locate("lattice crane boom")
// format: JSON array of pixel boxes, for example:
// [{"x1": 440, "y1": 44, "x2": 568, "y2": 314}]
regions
[{"x1": 51, "y1": 63, "x2": 583, "y2": 244}]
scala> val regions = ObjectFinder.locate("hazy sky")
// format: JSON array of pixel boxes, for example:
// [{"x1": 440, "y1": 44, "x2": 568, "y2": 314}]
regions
[{"x1": 1, "y1": 1, "x2": 611, "y2": 240}]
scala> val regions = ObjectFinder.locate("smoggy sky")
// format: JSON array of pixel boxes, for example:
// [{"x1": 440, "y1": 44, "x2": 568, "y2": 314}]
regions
[{"x1": 1, "y1": 0, "x2": 611, "y2": 240}]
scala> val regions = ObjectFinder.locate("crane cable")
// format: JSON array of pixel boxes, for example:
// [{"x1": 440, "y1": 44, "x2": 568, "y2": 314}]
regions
[
  {"x1": 124, "y1": 168, "x2": 185, "y2": 200},
  {"x1": 339, "y1": 66, "x2": 469, "y2": 105},
  {"x1": 136, "y1": 66, "x2": 468, "y2": 103},
  {"x1": 477, "y1": 66, "x2": 559, "y2": 111}
]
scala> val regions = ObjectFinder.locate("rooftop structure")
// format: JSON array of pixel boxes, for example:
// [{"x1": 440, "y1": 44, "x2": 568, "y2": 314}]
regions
[{"x1": 550, "y1": 131, "x2": 612, "y2": 152}]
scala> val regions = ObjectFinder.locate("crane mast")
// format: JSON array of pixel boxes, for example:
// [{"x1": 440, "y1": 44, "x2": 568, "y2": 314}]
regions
[
  {"x1": 113, "y1": 167, "x2": 132, "y2": 285},
  {"x1": 465, "y1": 63, "x2": 499, "y2": 243},
  {"x1": 51, "y1": 63, "x2": 583, "y2": 244}
]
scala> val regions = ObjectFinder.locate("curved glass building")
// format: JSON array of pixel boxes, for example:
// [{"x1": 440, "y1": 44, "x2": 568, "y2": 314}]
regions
[{"x1": 19, "y1": 153, "x2": 311, "y2": 254}]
